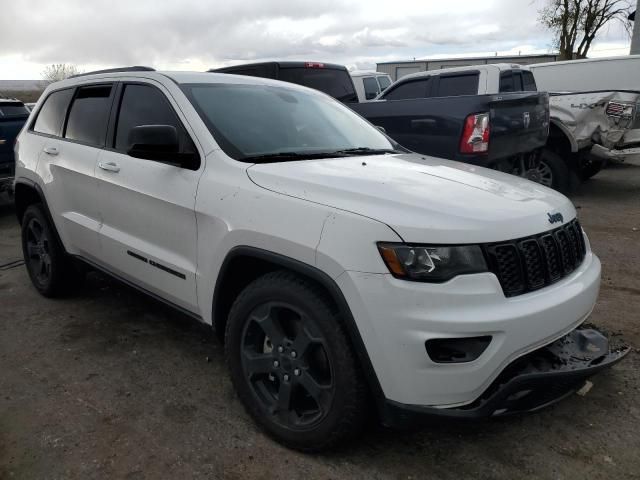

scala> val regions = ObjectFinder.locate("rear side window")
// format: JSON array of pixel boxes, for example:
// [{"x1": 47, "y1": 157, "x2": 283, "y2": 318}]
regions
[
  {"x1": 114, "y1": 83, "x2": 197, "y2": 159},
  {"x1": 435, "y1": 74, "x2": 479, "y2": 97},
  {"x1": 278, "y1": 68, "x2": 358, "y2": 103},
  {"x1": 383, "y1": 78, "x2": 430, "y2": 100},
  {"x1": 523, "y1": 71, "x2": 537, "y2": 91},
  {"x1": 64, "y1": 85, "x2": 113, "y2": 146},
  {"x1": 33, "y1": 89, "x2": 74, "y2": 136},
  {"x1": 362, "y1": 77, "x2": 380, "y2": 100}
]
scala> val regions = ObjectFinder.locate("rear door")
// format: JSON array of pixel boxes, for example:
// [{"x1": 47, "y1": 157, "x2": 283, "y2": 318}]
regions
[
  {"x1": 35, "y1": 85, "x2": 113, "y2": 261},
  {"x1": 95, "y1": 81, "x2": 203, "y2": 312}
]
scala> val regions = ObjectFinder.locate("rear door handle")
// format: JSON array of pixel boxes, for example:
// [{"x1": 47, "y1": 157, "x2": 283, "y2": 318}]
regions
[
  {"x1": 43, "y1": 146, "x2": 59, "y2": 156},
  {"x1": 98, "y1": 161, "x2": 120, "y2": 173}
]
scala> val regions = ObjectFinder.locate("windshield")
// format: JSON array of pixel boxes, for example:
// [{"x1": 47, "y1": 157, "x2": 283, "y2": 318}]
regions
[{"x1": 182, "y1": 83, "x2": 396, "y2": 162}]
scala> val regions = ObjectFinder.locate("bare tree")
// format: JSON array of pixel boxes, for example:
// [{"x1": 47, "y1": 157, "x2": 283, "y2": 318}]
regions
[
  {"x1": 41, "y1": 64, "x2": 82, "y2": 83},
  {"x1": 539, "y1": 0, "x2": 633, "y2": 59}
]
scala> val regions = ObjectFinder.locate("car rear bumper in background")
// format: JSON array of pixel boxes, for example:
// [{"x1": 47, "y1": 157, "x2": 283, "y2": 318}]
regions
[
  {"x1": 380, "y1": 327, "x2": 629, "y2": 427},
  {"x1": 337, "y1": 249, "x2": 605, "y2": 408}
]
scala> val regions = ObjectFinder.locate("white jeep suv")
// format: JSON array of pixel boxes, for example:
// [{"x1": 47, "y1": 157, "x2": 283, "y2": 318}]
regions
[{"x1": 13, "y1": 67, "x2": 627, "y2": 451}]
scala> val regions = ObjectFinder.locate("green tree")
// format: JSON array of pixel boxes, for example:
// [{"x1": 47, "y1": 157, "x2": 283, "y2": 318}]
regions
[{"x1": 539, "y1": 0, "x2": 633, "y2": 59}]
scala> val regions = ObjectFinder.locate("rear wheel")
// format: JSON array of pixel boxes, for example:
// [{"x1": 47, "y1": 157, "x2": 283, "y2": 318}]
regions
[
  {"x1": 509, "y1": 150, "x2": 570, "y2": 193},
  {"x1": 21, "y1": 204, "x2": 77, "y2": 297},
  {"x1": 225, "y1": 271, "x2": 368, "y2": 451}
]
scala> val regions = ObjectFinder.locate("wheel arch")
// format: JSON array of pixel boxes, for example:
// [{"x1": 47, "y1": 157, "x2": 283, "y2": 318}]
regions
[
  {"x1": 212, "y1": 246, "x2": 385, "y2": 404},
  {"x1": 13, "y1": 178, "x2": 65, "y2": 249},
  {"x1": 548, "y1": 119, "x2": 578, "y2": 154}
]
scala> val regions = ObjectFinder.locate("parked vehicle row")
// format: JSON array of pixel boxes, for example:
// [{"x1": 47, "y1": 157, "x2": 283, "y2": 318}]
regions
[{"x1": 14, "y1": 66, "x2": 628, "y2": 451}]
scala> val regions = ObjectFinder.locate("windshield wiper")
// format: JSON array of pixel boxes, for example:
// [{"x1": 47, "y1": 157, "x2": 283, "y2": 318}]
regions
[
  {"x1": 332, "y1": 147, "x2": 401, "y2": 155},
  {"x1": 242, "y1": 151, "x2": 350, "y2": 163}
]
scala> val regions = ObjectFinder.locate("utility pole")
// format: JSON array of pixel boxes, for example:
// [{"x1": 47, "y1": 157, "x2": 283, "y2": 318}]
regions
[{"x1": 631, "y1": 0, "x2": 640, "y2": 55}]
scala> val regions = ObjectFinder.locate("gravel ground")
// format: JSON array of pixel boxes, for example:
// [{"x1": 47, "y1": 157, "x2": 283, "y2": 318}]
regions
[{"x1": 1, "y1": 164, "x2": 639, "y2": 480}]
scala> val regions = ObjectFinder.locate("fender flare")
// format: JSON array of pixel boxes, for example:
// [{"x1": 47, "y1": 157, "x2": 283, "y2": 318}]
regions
[
  {"x1": 13, "y1": 177, "x2": 65, "y2": 249},
  {"x1": 212, "y1": 245, "x2": 386, "y2": 406}
]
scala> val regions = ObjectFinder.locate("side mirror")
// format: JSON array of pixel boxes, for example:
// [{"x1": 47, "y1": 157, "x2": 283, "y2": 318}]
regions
[{"x1": 127, "y1": 125, "x2": 179, "y2": 161}]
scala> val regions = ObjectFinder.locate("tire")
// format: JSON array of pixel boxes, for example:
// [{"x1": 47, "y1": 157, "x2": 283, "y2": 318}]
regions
[
  {"x1": 537, "y1": 149, "x2": 570, "y2": 193},
  {"x1": 579, "y1": 156, "x2": 605, "y2": 181},
  {"x1": 21, "y1": 203, "x2": 77, "y2": 297},
  {"x1": 225, "y1": 271, "x2": 368, "y2": 451}
]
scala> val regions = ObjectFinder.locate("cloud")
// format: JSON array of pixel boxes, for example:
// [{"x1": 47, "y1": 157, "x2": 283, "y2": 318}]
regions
[{"x1": 0, "y1": 0, "x2": 631, "y2": 79}]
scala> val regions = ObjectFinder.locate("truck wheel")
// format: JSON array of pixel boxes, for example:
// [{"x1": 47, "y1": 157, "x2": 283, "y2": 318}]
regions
[
  {"x1": 527, "y1": 150, "x2": 570, "y2": 193},
  {"x1": 225, "y1": 271, "x2": 368, "y2": 451},
  {"x1": 21, "y1": 204, "x2": 77, "y2": 297}
]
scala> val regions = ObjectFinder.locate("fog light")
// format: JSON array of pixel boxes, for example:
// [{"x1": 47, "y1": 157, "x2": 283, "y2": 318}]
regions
[{"x1": 425, "y1": 336, "x2": 492, "y2": 363}]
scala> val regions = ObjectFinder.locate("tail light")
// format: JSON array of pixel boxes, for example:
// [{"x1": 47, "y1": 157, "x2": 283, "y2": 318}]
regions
[
  {"x1": 459, "y1": 113, "x2": 490, "y2": 154},
  {"x1": 304, "y1": 62, "x2": 325, "y2": 68}
]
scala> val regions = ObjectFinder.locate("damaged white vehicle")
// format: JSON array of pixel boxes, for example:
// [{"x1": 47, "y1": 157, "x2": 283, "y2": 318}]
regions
[{"x1": 546, "y1": 90, "x2": 640, "y2": 182}]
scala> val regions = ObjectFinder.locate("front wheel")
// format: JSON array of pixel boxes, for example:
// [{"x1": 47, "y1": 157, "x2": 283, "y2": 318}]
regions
[{"x1": 225, "y1": 271, "x2": 368, "y2": 451}]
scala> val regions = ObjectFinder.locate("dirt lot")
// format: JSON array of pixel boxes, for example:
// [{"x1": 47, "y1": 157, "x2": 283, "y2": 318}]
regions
[{"x1": 1, "y1": 164, "x2": 639, "y2": 480}]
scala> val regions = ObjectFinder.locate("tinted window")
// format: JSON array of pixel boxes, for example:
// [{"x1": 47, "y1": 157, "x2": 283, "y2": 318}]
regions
[
  {"x1": 383, "y1": 78, "x2": 430, "y2": 100},
  {"x1": 65, "y1": 85, "x2": 113, "y2": 146},
  {"x1": 183, "y1": 84, "x2": 394, "y2": 161},
  {"x1": 33, "y1": 89, "x2": 74, "y2": 136},
  {"x1": 362, "y1": 77, "x2": 380, "y2": 100},
  {"x1": 523, "y1": 71, "x2": 537, "y2": 91},
  {"x1": 115, "y1": 84, "x2": 196, "y2": 158},
  {"x1": 219, "y1": 65, "x2": 275, "y2": 79},
  {"x1": 278, "y1": 68, "x2": 358, "y2": 103},
  {"x1": 435, "y1": 74, "x2": 479, "y2": 97},
  {"x1": 377, "y1": 76, "x2": 391, "y2": 91},
  {"x1": 500, "y1": 72, "x2": 517, "y2": 92},
  {"x1": 513, "y1": 72, "x2": 524, "y2": 91},
  {"x1": 0, "y1": 103, "x2": 29, "y2": 116}
]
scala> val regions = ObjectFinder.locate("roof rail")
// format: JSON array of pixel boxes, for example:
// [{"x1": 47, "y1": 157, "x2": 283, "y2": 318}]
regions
[{"x1": 69, "y1": 66, "x2": 155, "y2": 79}]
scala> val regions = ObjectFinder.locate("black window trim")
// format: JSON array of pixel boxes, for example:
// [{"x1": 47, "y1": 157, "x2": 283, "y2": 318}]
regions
[{"x1": 106, "y1": 80, "x2": 202, "y2": 170}]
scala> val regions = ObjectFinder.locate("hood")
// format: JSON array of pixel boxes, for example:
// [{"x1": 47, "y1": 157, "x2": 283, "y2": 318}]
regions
[{"x1": 246, "y1": 154, "x2": 576, "y2": 243}]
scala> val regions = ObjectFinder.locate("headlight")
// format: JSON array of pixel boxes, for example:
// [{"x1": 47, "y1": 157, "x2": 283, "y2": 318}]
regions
[{"x1": 377, "y1": 243, "x2": 488, "y2": 282}]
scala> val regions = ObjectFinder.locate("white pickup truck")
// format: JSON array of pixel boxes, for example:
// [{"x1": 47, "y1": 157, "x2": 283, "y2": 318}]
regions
[{"x1": 385, "y1": 64, "x2": 640, "y2": 191}]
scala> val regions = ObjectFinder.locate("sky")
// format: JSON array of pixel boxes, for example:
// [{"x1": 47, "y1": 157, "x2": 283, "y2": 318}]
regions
[{"x1": 0, "y1": 0, "x2": 633, "y2": 79}]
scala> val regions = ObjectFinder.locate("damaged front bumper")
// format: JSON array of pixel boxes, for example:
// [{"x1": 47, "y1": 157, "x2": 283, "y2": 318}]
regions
[{"x1": 381, "y1": 327, "x2": 629, "y2": 428}]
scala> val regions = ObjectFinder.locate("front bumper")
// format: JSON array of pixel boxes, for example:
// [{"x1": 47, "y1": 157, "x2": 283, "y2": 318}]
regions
[
  {"x1": 337, "y1": 248, "x2": 603, "y2": 407},
  {"x1": 381, "y1": 327, "x2": 629, "y2": 427}
]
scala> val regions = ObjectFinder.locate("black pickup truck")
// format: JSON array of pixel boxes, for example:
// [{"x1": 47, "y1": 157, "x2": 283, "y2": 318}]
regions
[
  {"x1": 0, "y1": 98, "x2": 30, "y2": 194},
  {"x1": 210, "y1": 62, "x2": 551, "y2": 188}
]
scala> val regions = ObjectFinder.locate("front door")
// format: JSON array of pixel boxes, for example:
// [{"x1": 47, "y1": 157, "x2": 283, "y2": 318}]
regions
[{"x1": 95, "y1": 81, "x2": 203, "y2": 312}]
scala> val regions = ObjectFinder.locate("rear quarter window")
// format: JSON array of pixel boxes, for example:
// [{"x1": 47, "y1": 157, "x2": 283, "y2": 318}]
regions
[{"x1": 32, "y1": 89, "x2": 74, "y2": 136}]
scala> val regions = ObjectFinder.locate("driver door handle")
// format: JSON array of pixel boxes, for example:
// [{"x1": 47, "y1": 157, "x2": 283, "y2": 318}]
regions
[{"x1": 98, "y1": 161, "x2": 120, "y2": 173}]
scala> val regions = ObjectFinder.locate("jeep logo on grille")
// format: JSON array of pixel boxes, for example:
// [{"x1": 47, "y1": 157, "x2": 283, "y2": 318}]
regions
[{"x1": 547, "y1": 212, "x2": 564, "y2": 224}]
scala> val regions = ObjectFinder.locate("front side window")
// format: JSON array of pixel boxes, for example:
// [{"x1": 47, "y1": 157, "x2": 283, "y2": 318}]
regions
[
  {"x1": 113, "y1": 84, "x2": 199, "y2": 167},
  {"x1": 362, "y1": 77, "x2": 380, "y2": 100},
  {"x1": 32, "y1": 89, "x2": 74, "y2": 136},
  {"x1": 182, "y1": 83, "x2": 395, "y2": 161},
  {"x1": 383, "y1": 78, "x2": 430, "y2": 100},
  {"x1": 64, "y1": 85, "x2": 113, "y2": 146}
]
